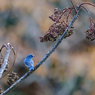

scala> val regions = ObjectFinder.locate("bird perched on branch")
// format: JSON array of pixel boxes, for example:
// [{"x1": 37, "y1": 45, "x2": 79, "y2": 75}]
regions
[{"x1": 24, "y1": 54, "x2": 34, "y2": 70}]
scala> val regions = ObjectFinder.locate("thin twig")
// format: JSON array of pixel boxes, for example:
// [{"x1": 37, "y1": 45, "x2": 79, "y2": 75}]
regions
[
  {"x1": 1, "y1": 6, "x2": 80, "y2": 95},
  {"x1": 70, "y1": 0, "x2": 77, "y2": 13},
  {"x1": 79, "y1": 2, "x2": 95, "y2": 8}
]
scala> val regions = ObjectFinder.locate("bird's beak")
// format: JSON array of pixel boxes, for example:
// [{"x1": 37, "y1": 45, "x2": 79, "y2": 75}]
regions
[{"x1": 33, "y1": 55, "x2": 35, "y2": 57}]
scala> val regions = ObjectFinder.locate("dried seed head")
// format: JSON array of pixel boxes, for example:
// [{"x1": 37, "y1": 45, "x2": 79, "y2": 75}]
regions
[
  {"x1": 85, "y1": 21, "x2": 95, "y2": 41},
  {"x1": 40, "y1": 23, "x2": 74, "y2": 42},
  {"x1": 7, "y1": 71, "x2": 19, "y2": 86},
  {"x1": 40, "y1": 7, "x2": 74, "y2": 42}
]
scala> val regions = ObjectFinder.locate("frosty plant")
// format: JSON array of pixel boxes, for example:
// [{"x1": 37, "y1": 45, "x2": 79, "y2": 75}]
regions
[{"x1": 1, "y1": 0, "x2": 95, "y2": 95}]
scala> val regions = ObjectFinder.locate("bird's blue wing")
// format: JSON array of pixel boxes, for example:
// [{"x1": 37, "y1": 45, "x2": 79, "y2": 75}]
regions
[{"x1": 24, "y1": 59, "x2": 34, "y2": 67}]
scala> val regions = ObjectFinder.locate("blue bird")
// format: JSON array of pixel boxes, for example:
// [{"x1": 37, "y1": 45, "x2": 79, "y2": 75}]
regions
[{"x1": 24, "y1": 54, "x2": 34, "y2": 70}]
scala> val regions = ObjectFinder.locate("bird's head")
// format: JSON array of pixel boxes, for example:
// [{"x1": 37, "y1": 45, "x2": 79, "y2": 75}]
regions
[{"x1": 26, "y1": 54, "x2": 34, "y2": 59}]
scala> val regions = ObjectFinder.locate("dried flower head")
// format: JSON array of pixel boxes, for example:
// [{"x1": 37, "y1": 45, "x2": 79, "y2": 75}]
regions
[
  {"x1": 85, "y1": 20, "x2": 95, "y2": 41},
  {"x1": 40, "y1": 23, "x2": 74, "y2": 42},
  {"x1": 40, "y1": 8, "x2": 74, "y2": 42},
  {"x1": 7, "y1": 71, "x2": 19, "y2": 86},
  {"x1": 49, "y1": 8, "x2": 67, "y2": 23}
]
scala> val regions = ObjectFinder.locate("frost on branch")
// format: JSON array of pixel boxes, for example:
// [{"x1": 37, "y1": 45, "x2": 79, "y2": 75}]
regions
[{"x1": 0, "y1": 43, "x2": 12, "y2": 78}]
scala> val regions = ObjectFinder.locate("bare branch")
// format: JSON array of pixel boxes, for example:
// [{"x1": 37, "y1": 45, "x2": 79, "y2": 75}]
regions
[
  {"x1": 0, "y1": 43, "x2": 12, "y2": 78},
  {"x1": 1, "y1": 7, "x2": 80, "y2": 95}
]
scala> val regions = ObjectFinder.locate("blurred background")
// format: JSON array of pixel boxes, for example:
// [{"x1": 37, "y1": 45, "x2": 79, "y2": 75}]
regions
[{"x1": 0, "y1": 0, "x2": 95, "y2": 95}]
